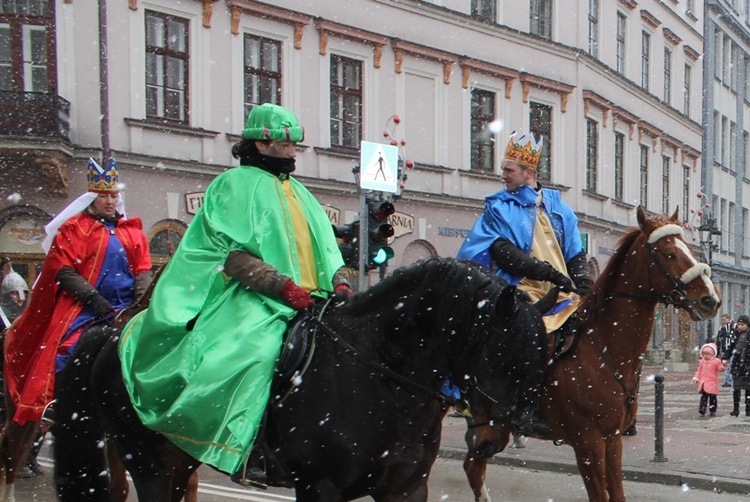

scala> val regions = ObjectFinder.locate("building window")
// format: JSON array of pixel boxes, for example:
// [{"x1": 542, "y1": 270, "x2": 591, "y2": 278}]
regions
[
  {"x1": 530, "y1": 101, "x2": 552, "y2": 182},
  {"x1": 145, "y1": 11, "x2": 189, "y2": 123},
  {"x1": 684, "y1": 64, "x2": 691, "y2": 116},
  {"x1": 640, "y1": 145, "x2": 649, "y2": 208},
  {"x1": 588, "y1": 0, "x2": 599, "y2": 57},
  {"x1": 731, "y1": 43, "x2": 739, "y2": 91},
  {"x1": 586, "y1": 118, "x2": 598, "y2": 192},
  {"x1": 148, "y1": 219, "x2": 187, "y2": 268},
  {"x1": 330, "y1": 55, "x2": 362, "y2": 149},
  {"x1": 530, "y1": 0, "x2": 552, "y2": 39},
  {"x1": 641, "y1": 31, "x2": 650, "y2": 91},
  {"x1": 244, "y1": 34, "x2": 281, "y2": 120},
  {"x1": 0, "y1": 0, "x2": 55, "y2": 93},
  {"x1": 472, "y1": 0, "x2": 496, "y2": 21},
  {"x1": 662, "y1": 156, "x2": 670, "y2": 214},
  {"x1": 614, "y1": 131, "x2": 625, "y2": 200},
  {"x1": 682, "y1": 165, "x2": 690, "y2": 223},
  {"x1": 714, "y1": 31, "x2": 722, "y2": 80},
  {"x1": 470, "y1": 88, "x2": 496, "y2": 172},
  {"x1": 663, "y1": 47, "x2": 672, "y2": 104},
  {"x1": 616, "y1": 12, "x2": 626, "y2": 74}
]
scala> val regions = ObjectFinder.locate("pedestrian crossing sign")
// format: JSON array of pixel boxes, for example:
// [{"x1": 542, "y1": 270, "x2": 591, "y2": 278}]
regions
[{"x1": 360, "y1": 141, "x2": 398, "y2": 193}]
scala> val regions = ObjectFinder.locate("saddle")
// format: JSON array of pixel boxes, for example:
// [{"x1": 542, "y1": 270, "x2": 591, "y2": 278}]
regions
[{"x1": 548, "y1": 313, "x2": 580, "y2": 362}]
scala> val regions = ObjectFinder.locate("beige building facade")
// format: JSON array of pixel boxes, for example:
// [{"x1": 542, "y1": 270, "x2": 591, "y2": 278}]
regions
[{"x1": 0, "y1": 0, "x2": 724, "y2": 361}]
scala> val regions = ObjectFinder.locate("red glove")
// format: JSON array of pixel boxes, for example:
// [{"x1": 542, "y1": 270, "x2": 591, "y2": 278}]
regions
[
  {"x1": 279, "y1": 280, "x2": 314, "y2": 310},
  {"x1": 332, "y1": 283, "x2": 354, "y2": 303}
]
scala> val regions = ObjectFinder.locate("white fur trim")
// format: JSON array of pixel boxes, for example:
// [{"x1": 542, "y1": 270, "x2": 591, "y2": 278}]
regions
[{"x1": 647, "y1": 224, "x2": 683, "y2": 244}]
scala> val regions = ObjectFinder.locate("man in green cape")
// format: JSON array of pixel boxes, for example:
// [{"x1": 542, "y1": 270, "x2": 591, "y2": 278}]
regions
[{"x1": 119, "y1": 103, "x2": 351, "y2": 474}]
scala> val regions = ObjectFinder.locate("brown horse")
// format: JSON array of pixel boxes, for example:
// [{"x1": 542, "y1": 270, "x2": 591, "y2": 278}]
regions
[
  {"x1": 0, "y1": 266, "x2": 164, "y2": 502},
  {"x1": 462, "y1": 207, "x2": 721, "y2": 502}
]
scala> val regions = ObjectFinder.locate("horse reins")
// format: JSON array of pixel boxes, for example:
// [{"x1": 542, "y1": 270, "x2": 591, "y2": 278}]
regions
[
  {"x1": 588, "y1": 224, "x2": 708, "y2": 413},
  {"x1": 305, "y1": 313, "x2": 458, "y2": 406}
]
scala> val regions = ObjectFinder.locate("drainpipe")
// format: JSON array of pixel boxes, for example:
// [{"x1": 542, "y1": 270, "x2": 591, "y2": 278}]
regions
[{"x1": 99, "y1": 0, "x2": 110, "y2": 160}]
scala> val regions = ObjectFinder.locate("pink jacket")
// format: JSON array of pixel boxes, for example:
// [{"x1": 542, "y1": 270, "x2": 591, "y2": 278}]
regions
[{"x1": 694, "y1": 356, "x2": 726, "y2": 395}]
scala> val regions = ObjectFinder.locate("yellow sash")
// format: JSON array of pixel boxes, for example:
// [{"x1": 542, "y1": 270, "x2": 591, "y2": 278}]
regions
[
  {"x1": 518, "y1": 192, "x2": 580, "y2": 332},
  {"x1": 282, "y1": 180, "x2": 318, "y2": 291}
]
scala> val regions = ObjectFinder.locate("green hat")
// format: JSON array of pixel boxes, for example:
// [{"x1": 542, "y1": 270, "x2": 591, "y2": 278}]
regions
[{"x1": 242, "y1": 103, "x2": 304, "y2": 142}]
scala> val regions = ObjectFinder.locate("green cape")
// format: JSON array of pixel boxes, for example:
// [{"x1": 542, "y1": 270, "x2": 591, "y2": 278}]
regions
[{"x1": 119, "y1": 166, "x2": 343, "y2": 473}]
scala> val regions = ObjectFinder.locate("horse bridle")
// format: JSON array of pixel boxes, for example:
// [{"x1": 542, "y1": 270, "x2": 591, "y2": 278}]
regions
[{"x1": 609, "y1": 224, "x2": 710, "y2": 307}]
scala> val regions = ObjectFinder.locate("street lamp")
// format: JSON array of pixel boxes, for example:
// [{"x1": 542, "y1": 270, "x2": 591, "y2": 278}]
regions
[{"x1": 690, "y1": 192, "x2": 721, "y2": 341}]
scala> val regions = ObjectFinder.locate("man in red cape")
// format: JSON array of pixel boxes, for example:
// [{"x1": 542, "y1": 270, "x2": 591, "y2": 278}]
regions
[{"x1": 4, "y1": 158, "x2": 152, "y2": 425}]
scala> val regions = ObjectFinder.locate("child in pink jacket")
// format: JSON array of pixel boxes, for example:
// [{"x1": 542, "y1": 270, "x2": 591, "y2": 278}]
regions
[{"x1": 693, "y1": 342, "x2": 728, "y2": 416}]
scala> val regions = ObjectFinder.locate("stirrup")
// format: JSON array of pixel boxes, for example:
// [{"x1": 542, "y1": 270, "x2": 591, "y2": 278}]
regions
[{"x1": 231, "y1": 454, "x2": 268, "y2": 490}]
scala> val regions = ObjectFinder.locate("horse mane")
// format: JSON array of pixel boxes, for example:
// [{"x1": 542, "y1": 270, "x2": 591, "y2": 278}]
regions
[
  {"x1": 579, "y1": 227, "x2": 642, "y2": 323},
  {"x1": 349, "y1": 258, "x2": 498, "y2": 305},
  {"x1": 346, "y1": 258, "x2": 504, "y2": 334}
]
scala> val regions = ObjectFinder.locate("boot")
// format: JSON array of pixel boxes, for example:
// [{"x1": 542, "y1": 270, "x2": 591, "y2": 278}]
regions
[
  {"x1": 730, "y1": 390, "x2": 740, "y2": 417},
  {"x1": 514, "y1": 404, "x2": 551, "y2": 439},
  {"x1": 745, "y1": 393, "x2": 750, "y2": 416}
]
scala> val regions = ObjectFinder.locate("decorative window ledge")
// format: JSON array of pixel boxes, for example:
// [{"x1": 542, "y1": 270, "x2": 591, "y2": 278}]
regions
[
  {"x1": 582, "y1": 189, "x2": 609, "y2": 201},
  {"x1": 612, "y1": 198, "x2": 635, "y2": 210},
  {"x1": 125, "y1": 118, "x2": 220, "y2": 138}
]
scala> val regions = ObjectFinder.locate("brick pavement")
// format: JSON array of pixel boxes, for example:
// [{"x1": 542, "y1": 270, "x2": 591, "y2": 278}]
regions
[{"x1": 439, "y1": 364, "x2": 750, "y2": 496}]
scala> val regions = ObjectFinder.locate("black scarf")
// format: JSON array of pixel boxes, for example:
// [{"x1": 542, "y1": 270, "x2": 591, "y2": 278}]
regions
[{"x1": 245, "y1": 152, "x2": 296, "y2": 179}]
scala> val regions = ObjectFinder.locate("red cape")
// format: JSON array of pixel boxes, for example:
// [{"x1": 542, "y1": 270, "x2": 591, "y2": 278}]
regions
[{"x1": 5, "y1": 212, "x2": 152, "y2": 424}]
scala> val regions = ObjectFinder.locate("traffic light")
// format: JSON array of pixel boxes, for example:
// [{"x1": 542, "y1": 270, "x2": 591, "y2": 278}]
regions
[
  {"x1": 367, "y1": 198, "x2": 395, "y2": 269},
  {"x1": 333, "y1": 221, "x2": 360, "y2": 269}
]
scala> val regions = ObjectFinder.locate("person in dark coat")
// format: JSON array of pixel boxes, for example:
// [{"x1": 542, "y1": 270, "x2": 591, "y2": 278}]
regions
[
  {"x1": 716, "y1": 314, "x2": 737, "y2": 387},
  {"x1": 722, "y1": 315, "x2": 750, "y2": 417}
]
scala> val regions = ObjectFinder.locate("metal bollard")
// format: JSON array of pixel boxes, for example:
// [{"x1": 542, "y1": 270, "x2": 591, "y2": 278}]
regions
[{"x1": 651, "y1": 374, "x2": 668, "y2": 462}]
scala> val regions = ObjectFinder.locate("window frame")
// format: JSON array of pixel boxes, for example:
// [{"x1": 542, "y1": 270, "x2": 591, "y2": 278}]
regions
[
  {"x1": 639, "y1": 144, "x2": 649, "y2": 208},
  {"x1": 661, "y1": 155, "x2": 670, "y2": 215},
  {"x1": 470, "y1": 88, "x2": 496, "y2": 172},
  {"x1": 530, "y1": 101, "x2": 553, "y2": 182},
  {"x1": 144, "y1": 10, "x2": 190, "y2": 124},
  {"x1": 588, "y1": 0, "x2": 599, "y2": 58},
  {"x1": 614, "y1": 131, "x2": 625, "y2": 201},
  {"x1": 329, "y1": 54, "x2": 363, "y2": 150},
  {"x1": 471, "y1": 0, "x2": 496, "y2": 22},
  {"x1": 616, "y1": 12, "x2": 626, "y2": 74},
  {"x1": 683, "y1": 64, "x2": 691, "y2": 116},
  {"x1": 530, "y1": 0, "x2": 553, "y2": 39},
  {"x1": 682, "y1": 164, "x2": 690, "y2": 223},
  {"x1": 0, "y1": 0, "x2": 56, "y2": 93},
  {"x1": 243, "y1": 33, "x2": 282, "y2": 120},
  {"x1": 586, "y1": 118, "x2": 598, "y2": 192},
  {"x1": 641, "y1": 30, "x2": 651, "y2": 91},
  {"x1": 663, "y1": 46, "x2": 672, "y2": 104}
]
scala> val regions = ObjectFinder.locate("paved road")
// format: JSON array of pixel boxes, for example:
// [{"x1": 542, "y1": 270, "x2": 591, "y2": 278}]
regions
[{"x1": 15, "y1": 365, "x2": 750, "y2": 500}]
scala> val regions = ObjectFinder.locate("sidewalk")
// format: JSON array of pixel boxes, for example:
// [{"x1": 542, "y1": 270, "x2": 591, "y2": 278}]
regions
[{"x1": 439, "y1": 365, "x2": 750, "y2": 496}]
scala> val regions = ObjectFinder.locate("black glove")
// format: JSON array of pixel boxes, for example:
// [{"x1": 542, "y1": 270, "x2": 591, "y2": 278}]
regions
[
  {"x1": 547, "y1": 269, "x2": 576, "y2": 292},
  {"x1": 85, "y1": 291, "x2": 114, "y2": 318},
  {"x1": 574, "y1": 278, "x2": 593, "y2": 296}
]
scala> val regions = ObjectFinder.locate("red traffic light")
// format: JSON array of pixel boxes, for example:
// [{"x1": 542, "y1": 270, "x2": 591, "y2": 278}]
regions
[{"x1": 369, "y1": 200, "x2": 395, "y2": 220}]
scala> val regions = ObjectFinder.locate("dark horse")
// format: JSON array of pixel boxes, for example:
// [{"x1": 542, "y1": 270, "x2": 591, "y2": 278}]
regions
[
  {"x1": 461, "y1": 208, "x2": 721, "y2": 502},
  {"x1": 54, "y1": 258, "x2": 556, "y2": 501}
]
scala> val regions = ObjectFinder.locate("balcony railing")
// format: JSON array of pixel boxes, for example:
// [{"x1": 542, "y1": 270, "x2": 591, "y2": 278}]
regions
[{"x1": 0, "y1": 91, "x2": 70, "y2": 141}]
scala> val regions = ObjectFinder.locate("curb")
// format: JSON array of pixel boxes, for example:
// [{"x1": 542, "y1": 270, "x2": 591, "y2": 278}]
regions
[{"x1": 437, "y1": 447, "x2": 750, "y2": 496}]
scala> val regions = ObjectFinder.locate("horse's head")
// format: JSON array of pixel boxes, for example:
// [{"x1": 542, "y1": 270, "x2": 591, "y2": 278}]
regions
[
  {"x1": 635, "y1": 206, "x2": 721, "y2": 321},
  {"x1": 457, "y1": 286, "x2": 556, "y2": 458}
]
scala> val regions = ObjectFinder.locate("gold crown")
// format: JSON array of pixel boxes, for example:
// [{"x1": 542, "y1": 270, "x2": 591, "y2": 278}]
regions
[
  {"x1": 87, "y1": 157, "x2": 120, "y2": 193},
  {"x1": 503, "y1": 131, "x2": 544, "y2": 170}
]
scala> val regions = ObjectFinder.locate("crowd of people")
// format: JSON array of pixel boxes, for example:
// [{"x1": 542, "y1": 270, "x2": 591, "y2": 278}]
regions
[{"x1": 697, "y1": 313, "x2": 750, "y2": 417}]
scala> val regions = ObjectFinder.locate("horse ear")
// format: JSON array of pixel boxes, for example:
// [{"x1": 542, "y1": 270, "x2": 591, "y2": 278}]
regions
[
  {"x1": 636, "y1": 206, "x2": 647, "y2": 229},
  {"x1": 669, "y1": 206, "x2": 679, "y2": 222},
  {"x1": 495, "y1": 286, "x2": 519, "y2": 319},
  {"x1": 534, "y1": 287, "x2": 559, "y2": 314},
  {"x1": 636, "y1": 206, "x2": 656, "y2": 236}
]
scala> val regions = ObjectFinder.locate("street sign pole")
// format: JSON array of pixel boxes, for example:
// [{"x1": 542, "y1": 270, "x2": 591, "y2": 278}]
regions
[{"x1": 358, "y1": 192, "x2": 368, "y2": 292}]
